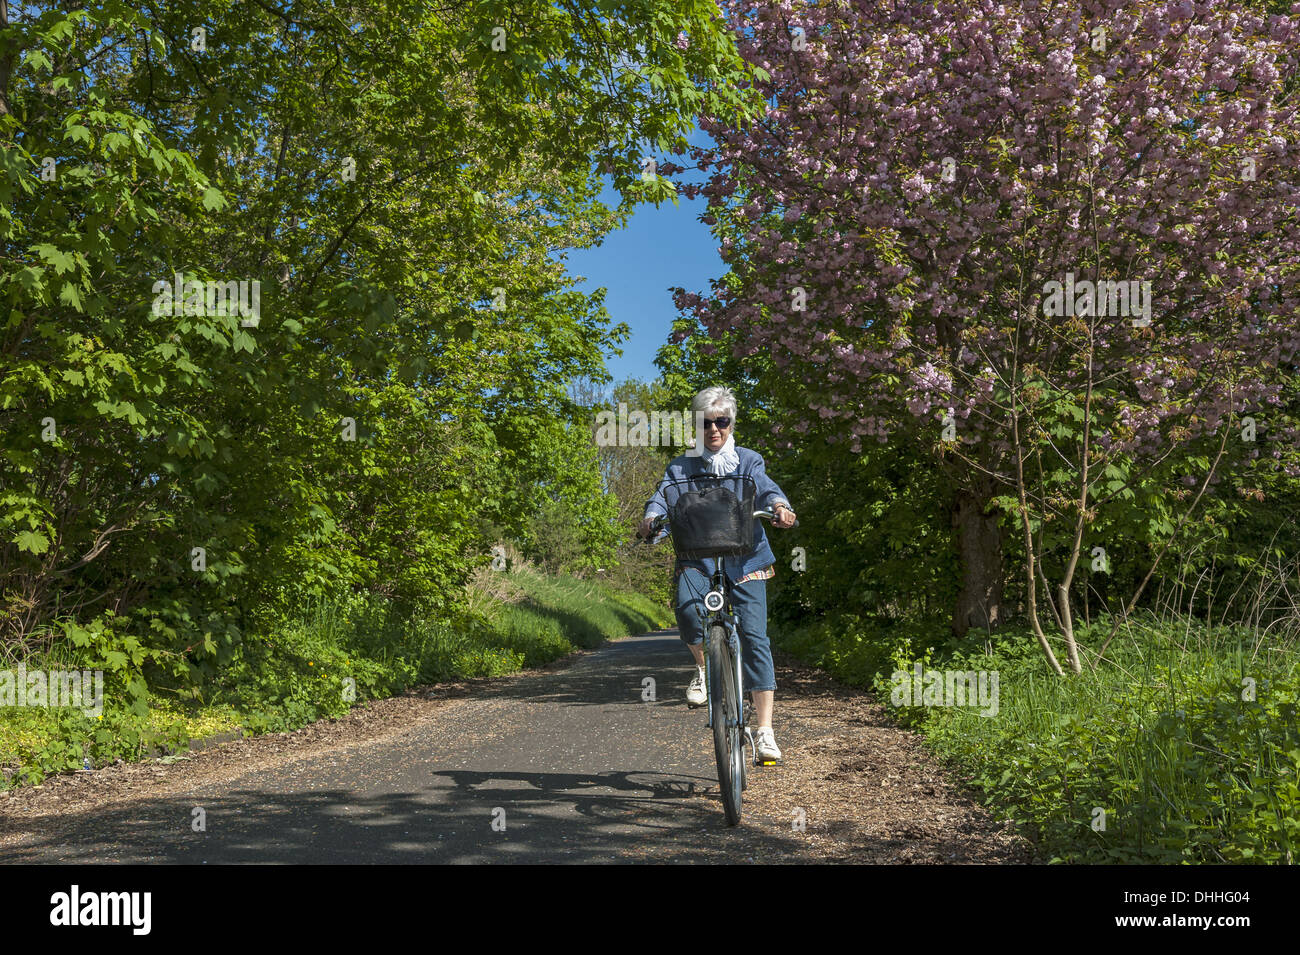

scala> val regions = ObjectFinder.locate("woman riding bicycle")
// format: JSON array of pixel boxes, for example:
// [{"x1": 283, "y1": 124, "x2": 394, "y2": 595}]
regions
[{"x1": 637, "y1": 386, "x2": 796, "y2": 763}]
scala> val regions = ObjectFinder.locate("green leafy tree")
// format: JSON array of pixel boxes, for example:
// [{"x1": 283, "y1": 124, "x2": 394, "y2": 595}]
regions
[{"x1": 0, "y1": 0, "x2": 765, "y2": 690}]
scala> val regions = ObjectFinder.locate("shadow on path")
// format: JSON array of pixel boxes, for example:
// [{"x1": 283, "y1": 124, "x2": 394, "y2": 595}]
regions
[{"x1": 2, "y1": 765, "x2": 816, "y2": 863}]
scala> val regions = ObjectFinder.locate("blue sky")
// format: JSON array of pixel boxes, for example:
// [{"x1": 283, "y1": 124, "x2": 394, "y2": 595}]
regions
[{"x1": 563, "y1": 136, "x2": 723, "y2": 389}]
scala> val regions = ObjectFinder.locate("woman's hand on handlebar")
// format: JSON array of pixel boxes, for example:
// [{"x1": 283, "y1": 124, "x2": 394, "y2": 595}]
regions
[
  {"x1": 772, "y1": 503, "x2": 797, "y2": 529},
  {"x1": 637, "y1": 516, "x2": 660, "y2": 540}
]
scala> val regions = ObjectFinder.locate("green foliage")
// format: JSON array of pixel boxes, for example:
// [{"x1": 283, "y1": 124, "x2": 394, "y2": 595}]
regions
[
  {"x1": 0, "y1": 704, "x2": 190, "y2": 788},
  {"x1": 214, "y1": 622, "x2": 358, "y2": 735},
  {"x1": 776, "y1": 605, "x2": 1300, "y2": 862},
  {"x1": 894, "y1": 616, "x2": 1299, "y2": 863},
  {"x1": 768, "y1": 430, "x2": 959, "y2": 624},
  {"x1": 1, "y1": 1, "x2": 758, "y2": 716}
]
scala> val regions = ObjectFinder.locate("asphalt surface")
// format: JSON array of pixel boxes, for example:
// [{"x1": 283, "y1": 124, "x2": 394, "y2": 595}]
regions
[{"x1": 1, "y1": 629, "x2": 829, "y2": 863}]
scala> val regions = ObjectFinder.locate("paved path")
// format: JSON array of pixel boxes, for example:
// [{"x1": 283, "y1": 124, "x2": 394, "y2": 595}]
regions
[
  {"x1": 1, "y1": 630, "x2": 822, "y2": 863},
  {"x1": 0, "y1": 629, "x2": 1032, "y2": 864}
]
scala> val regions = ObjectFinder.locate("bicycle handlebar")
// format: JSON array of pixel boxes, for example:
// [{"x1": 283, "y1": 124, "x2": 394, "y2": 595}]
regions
[
  {"x1": 640, "y1": 509, "x2": 798, "y2": 541},
  {"x1": 753, "y1": 510, "x2": 800, "y2": 527}
]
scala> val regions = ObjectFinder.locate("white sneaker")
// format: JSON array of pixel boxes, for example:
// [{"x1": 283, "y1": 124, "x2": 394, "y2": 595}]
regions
[
  {"x1": 755, "y1": 727, "x2": 782, "y2": 762},
  {"x1": 686, "y1": 666, "x2": 707, "y2": 707}
]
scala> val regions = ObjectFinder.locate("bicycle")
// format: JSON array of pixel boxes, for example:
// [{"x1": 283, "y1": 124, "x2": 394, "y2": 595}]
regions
[{"x1": 643, "y1": 479, "x2": 794, "y2": 827}]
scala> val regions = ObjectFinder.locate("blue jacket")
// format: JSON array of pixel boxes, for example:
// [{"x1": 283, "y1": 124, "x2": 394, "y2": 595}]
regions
[{"x1": 644, "y1": 446, "x2": 792, "y2": 582}]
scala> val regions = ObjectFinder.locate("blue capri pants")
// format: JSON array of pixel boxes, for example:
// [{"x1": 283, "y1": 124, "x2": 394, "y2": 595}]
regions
[{"x1": 673, "y1": 565, "x2": 777, "y2": 694}]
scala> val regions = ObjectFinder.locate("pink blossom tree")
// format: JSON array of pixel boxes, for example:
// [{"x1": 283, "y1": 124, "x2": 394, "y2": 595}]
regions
[{"x1": 671, "y1": 0, "x2": 1300, "y2": 670}]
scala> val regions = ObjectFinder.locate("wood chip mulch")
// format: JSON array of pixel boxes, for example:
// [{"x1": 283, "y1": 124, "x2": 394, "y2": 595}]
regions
[{"x1": 731, "y1": 649, "x2": 1035, "y2": 863}]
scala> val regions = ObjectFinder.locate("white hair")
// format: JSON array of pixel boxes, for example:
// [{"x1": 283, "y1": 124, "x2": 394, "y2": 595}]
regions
[{"x1": 692, "y1": 386, "x2": 738, "y2": 422}]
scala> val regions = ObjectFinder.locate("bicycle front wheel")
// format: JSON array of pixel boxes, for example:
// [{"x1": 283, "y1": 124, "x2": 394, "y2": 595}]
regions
[{"x1": 708, "y1": 623, "x2": 743, "y2": 826}]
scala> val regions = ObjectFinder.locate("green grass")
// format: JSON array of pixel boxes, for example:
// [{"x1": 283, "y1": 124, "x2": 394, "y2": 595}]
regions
[
  {"x1": 775, "y1": 611, "x2": 1300, "y2": 863},
  {"x1": 490, "y1": 566, "x2": 673, "y2": 663},
  {"x1": 1, "y1": 568, "x2": 673, "y2": 789}
]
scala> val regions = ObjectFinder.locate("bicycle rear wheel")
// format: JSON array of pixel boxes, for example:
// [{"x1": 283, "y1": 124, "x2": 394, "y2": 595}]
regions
[{"x1": 708, "y1": 623, "x2": 743, "y2": 826}]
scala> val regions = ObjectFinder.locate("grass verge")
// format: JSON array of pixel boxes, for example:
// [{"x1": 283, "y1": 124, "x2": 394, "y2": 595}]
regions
[
  {"x1": 773, "y1": 609, "x2": 1300, "y2": 863},
  {"x1": 1, "y1": 567, "x2": 672, "y2": 789}
]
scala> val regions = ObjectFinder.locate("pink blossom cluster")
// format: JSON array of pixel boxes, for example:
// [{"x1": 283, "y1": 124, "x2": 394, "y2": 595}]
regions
[{"x1": 670, "y1": 0, "x2": 1300, "y2": 480}]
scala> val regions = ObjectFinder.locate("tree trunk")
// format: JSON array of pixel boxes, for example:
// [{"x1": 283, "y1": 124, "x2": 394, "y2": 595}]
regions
[
  {"x1": 950, "y1": 482, "x2": 1005, "y2": 637},
  {"x1": 0, "y1": 1, "x2": 12, "y2": 118}
]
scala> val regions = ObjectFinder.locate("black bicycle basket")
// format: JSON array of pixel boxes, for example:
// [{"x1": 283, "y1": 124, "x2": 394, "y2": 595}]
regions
[{"x1": 665, "y1": 475, "x2": 756, "y2": 560}]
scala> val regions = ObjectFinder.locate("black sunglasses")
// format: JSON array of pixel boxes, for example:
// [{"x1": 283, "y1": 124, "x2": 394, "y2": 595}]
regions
[{"x1": 701, "y1": 417, "x2": 732, "y2": 430}]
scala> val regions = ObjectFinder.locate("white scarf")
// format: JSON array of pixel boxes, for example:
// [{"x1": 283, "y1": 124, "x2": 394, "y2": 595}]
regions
[{"x1": 696, "y1": 433, "x2": 740, "y2": 476}]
